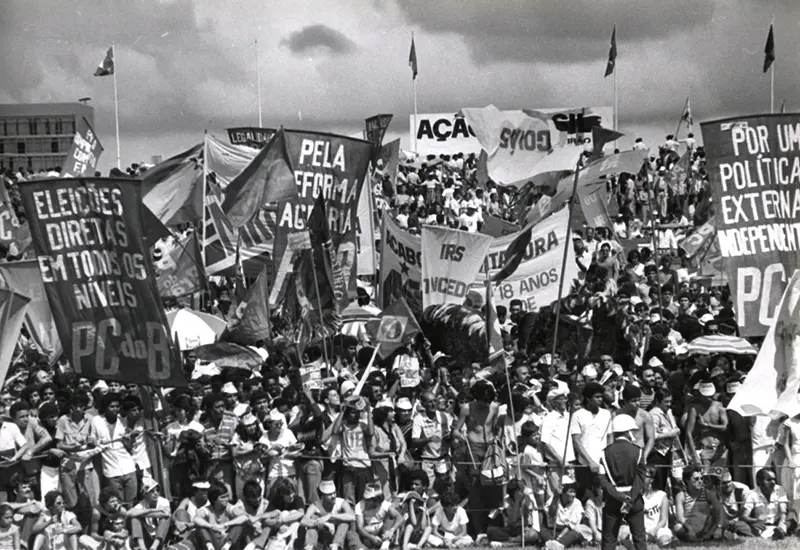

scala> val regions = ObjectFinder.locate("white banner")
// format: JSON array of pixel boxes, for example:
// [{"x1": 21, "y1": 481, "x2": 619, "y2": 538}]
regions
[
  {"x1": 461, "y1": 105, "x2": 551, "y2": 185},
  {"x1": 480, "y1": 208, "x2": 579, "y2": 311},
  {"x1": 411, "y1": 106, "x2": 614, "y2": 157},
  {"x1": 378, "y1": 215, "x2": 423, "y2": 311},
  {"x1": 422, "y1": 226, "x2": 493, "y2": 308},
  {"x1": 356, "y1": 176, "x2": 375, "y2": 275}
]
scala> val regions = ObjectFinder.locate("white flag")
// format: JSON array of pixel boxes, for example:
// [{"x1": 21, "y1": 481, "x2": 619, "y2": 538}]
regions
[
  {"x1": 421, "y1": 226, "x2": 493, "y2": 309},
  {"x1": 728, "y1": 269, "x2": 800, "y2": 417}
]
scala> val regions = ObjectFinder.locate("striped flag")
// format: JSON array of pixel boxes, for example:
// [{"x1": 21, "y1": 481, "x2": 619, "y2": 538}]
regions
[
  {"x1": 604, "y1": 25, "x2": 617, "y2": 78},
  {"x1": 94, "y1": 46, "x2": 114, "y2": 77},
  {"x1": 409, "y1": 36, "x2": 418, "y2": 80},
  {"x1": 763, "y1": 24, "x2": 775, "y2": 73}
]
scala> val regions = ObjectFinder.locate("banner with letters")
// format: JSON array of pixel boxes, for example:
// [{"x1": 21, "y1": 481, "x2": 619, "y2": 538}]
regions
[
  {"x1": 481, "y1": 207, "x2": 579, "y2": 311},
  {"x1": 702, "y1": 114, "x2": 800, "y2": 337},
  {"x1": 411, "y1": 107, "x2": 613, "y2": 157},
  {"x1": 0, "y1": 202, "x2": 31, "y2": 255},
  {"x1": 60, "y1": 118, "x2": 104, "y2": 177},
  {"x1": 17, "y1": 178, "x2": 185, "y2": 386},
  {"x1": 378, "y1": 214, "x2": 423, "y2": 312},
  {"x1": 226, "y1": 127, "x2": 276, "y2": 148},
  {"x1": 462, "y1": 105, "x2": 551, "y2": 185},
  {"x1": 421, "y1": 227, "x2": 493, "y2": 309},
  {"x1": 154, "y1": 232, "x2": 206, "y2": 298},
  {"x1": 273, "y1": 130, "x2": 372, "y2": 304}
]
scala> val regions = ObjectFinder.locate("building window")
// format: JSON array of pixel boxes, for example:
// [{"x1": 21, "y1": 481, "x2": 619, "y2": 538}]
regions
[
  {"x1": 54, "y1": 119, "x2": 63, "y2": 134},
  {"x1": 7, "y1": 121, "x2": 16, "y2": 137},
  {"x1": 29, "y1": 119, "x2": 37, "y2": 135},
  {"x1": 0, "y1": 121, "x2": 5, "y2": 136},
  {"x1": 0, "y1": 142, "x2": 4, "y2": 155},
  {"x1": 18, "y1": 120, "x2": 29, "y2": 136},
  {"x1": 17, "y1": 142, "x2": 25, "y2": 154},
  {"x1": 51, "y1": 140, "x2": 59, "y2": 153},
  {"x1": 64, "y1": 118, "x2": 75, "y2": 135}
]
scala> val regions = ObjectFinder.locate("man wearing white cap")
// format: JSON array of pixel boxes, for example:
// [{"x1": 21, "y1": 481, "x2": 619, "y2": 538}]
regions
[
  {"x1": 300, "y1": 480, "x2": 357, "y2": 550},
  {"x1": 172, "y1": 480, "x2": 211, "y2": 536},
  {"x1": 541, "y1": 384, "x2": 574, "y2": 494},
  {"x1": 129, "y1": 478, "x2": 171, "y2": 550},
  {"x1": 685, "y1": 378, "x2": 728, "y2": 467},
  {"x1": 221, "y1": 382, "x2": 248, "y2": 418},
  {"x1": 597, "y1": 414, "x2": 648, "y2": 550}
]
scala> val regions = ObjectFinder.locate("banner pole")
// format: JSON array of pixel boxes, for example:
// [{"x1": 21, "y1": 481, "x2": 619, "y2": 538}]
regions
[
  {"x1": 613, "y1": 23, "x2": 618, "y2": 149},
  {"x1": 309, "y1": 251, "x2": 332, "y2": 369},
  {"x1": 256, "y1": 38, "x2": 263, "y2": 127},
  {"x1": 646, "y1": 175, "x2": 665, "y2": 317},
  {"x1": 550, "y1": 158, "x2": 582, "y2": 360},
  {"x1": 112, "y1": 43, "x2": 121, "y2": 169},
  {"x1": 412, "y1": 32, "x2": 418, "y2": 155},
  {"x1": 770, "y1": 16, "x2": 775, "y2": 114}
]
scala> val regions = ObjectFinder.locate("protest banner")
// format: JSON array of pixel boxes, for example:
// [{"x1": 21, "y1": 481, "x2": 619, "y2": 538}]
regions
[
  {"x1": 462, "y1": 105, "x2": 551, "y2": 185},
  {"x1": 0, "y1": 290, "x2": 29, "y2": 388},
  {"x1": 154, "y1": 232, "x2": 206, "y2": 298},
  {"x1": 378, "y1": 214, "x2": 422, "y2": 312},
  {"x1": 300, "y1": 358, "x2": 324, "y2": 391},
  {"x1": 578, "y1": 185, "x2": 613, "y2": 230},
  {"x1": 365, "y1": 114, "x2": 393, "y2": 161},
  {"x1": 356, "y1": 178, "x2": 376, "y2": 276},
  {"x1": 702, "y1": 114, "x2": 800, "y2": 336},
  {"x1": 17, "y1": 177, "x2": 185, "y2": 386},
  {"x1": 60, "y1": 118, "x2": 104, "y2": 177},
  {"x1": 411, "y1": 107, "x2": 613, "y2": 156},
  {"x1": 273, "y1": 130, "x2": 372, "y2": 303},
  {"x1": 481, "y1": 214, "x2": 520, "y2": 237},
  {"x1": 226, "y1": 127, "x2": 276, "y2": 148},
  {"x1": 378, "y1": 138, "x2": 401, "y2": 193},
  {"x1": 421, "y1": 226, "x2": 493, "y2": 308},
  {"x1": 394, "y1": 354, "x2": 420, "y2": 388},
  {"x1": 481, "y1": 207, "x2": 579, "y2": 311},
  {"x1": 0, "y1": 203, "x2": 31, "y2": 255},
  {"x1": 0, "y1": 260, "x2": 61, "y2": 362},
  {"x1": 679, "y1": 216, "x2": 717, "y2": 260}
]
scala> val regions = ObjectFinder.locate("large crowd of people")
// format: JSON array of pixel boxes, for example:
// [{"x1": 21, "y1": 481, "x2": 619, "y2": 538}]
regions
[{"x1": 0, "y1": 131, "x2": 795, "y2": 550}]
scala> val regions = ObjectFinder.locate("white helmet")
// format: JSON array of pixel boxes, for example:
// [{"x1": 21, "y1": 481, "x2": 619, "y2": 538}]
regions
[{"x1": 612, "y1": 414, "x2": 638, "y2": 434}]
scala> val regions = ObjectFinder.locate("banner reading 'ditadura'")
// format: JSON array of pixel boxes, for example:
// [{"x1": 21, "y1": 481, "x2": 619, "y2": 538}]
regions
[
  {"x1": 702, "y1": 113, "x2": 800, "y2": 337},
  {"x1": 421, "y1": 226, "x2": 494, "y2": 309}
]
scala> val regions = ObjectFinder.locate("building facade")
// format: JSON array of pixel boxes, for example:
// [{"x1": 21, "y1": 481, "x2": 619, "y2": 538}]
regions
[{"x1": 0, "y1": 102, "x2": 95, "y2": 173}]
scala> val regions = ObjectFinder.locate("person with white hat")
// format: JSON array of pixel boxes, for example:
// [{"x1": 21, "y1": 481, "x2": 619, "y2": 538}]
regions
[
  {"x1": 684, "y1": 377, "x2": 728, "y2": 468},
  {"x1": 129, "y1": 478, "x2": 171, "y2": 550},
  {"x1": 172, "y1": 480, "x2": 211, "y2": 537},
  {"x1": 540, "y1": 384, "x2": 574, "y2": 495},
  {"x1": 260, "y1": 409, "x2": 300, "y2": 491},
  {"x1": 300, "y1": 479, "x2": 357, "y2": 550},
  {"x1": 354, "y1": 481, "x2": 403, "y2": 549},
  {"x1": 596, "y1": 414, "x2": 648, "y2": 550},
  {"x1": 221, "y1": 382, "x2": 249, "y2": 418},
  {"x1": 542, "y1": 475, "x2": 592, "y2": 550},
  {"x1": 231, "y1": 413, "x2": 266, "y2": 500}
]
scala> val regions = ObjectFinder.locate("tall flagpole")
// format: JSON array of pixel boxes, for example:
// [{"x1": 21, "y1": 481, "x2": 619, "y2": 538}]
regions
[
  {"x1": 412, "y1": 32, "x2": 419, "y2": 155},
  {"x1": 256, "y1": 39, "x2": 263, "y2": 127},
  {"x1": 613, "y1": 24, "x2": 618, "y2": 148},
  {"x1": 112, "y1": 42, "x2": 121, "y2": 169},
  {"x1": 770, "y1": 15, "x2": 775, "y2": 114}
]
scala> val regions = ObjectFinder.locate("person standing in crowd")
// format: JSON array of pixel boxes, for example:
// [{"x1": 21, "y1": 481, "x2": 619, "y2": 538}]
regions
[
  {"x1": 89, "y1": 394, "x2": 139, "y2": 505},
  {"x1": 571, "y1": 382, "x2": 611, "y2": 497}
]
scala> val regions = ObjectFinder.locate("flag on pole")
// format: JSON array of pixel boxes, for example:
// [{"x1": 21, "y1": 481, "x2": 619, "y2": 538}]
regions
[
  {"x1": 0, "y1": 290, "x2": 30, "y2": 388},
  {"x1": 94, "y1": 46, "x2": 114, "y2": 77},
  {"x1": 681, "y1": 97, "x2": 693, "y2": 126},
  {"x1": 409, "y1": 36, "x2": 418, "y2": 80},
  {"x1": 604, "y1": 25, "x2": 617, "y2": 78},
  {"x1": 763, "y1": 24, "x2": 775, "y2": 73}
]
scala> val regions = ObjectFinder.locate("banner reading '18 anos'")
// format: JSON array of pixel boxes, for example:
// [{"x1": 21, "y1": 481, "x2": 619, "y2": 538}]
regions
[
  {"x1": 17, "y1": 178, "x2": 185, "y2": 386},
  {"x1": 273, "y1": 131, "x2": 372, "y2": 308},
  {"x1": 702, "y1": 114, "x2": 800, "y2": 337}
]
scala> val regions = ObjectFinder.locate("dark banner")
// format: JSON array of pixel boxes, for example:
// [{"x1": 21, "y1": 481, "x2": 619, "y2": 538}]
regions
[
  {"x1": 273, "y1": 131, "x2": 372, "y2": 305},
  {"x1": 702, "y1": 114, "x2": 800, "y2": 336},
  {"x1": 17, "y1": 178, "x2": 185, "y2": 386},
  {"x1": 226, "y1": 127, "x2": 276, "y2": 148},
  {"x1": 60, "y1": 118, "x2": 104, "y2": 177},
  {"x1": 365, "y1": 114, "x2": 393, "y2": 161}
]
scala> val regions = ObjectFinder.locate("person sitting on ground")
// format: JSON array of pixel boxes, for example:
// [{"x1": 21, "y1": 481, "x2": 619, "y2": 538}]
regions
[
  {"x1": 674, "y1": 465, "x2": 721, "y2": 542},
  {"x1": 260, "y1": 478, "x2": 305, "y2": 549},
  {"x1": 719, "y1": 471, "x2": 760, "y2": 538},
  {"x1": 300, "y1": 479, "x2": 358, "y2": 550},
  {"x1": 354, "y1": 482, "x2": 403, "y2": 549},
  {"x1": 485, "y1": 479, "x2": 539, "y2": 546},
  {"x1": 193, "y1": 483, "x2": 244, "y2": 550},
  {"x1": 129, "y1": 479, "x2": 172, "y2": 550},
  {"x1": 541, "y1": 475, "x2": 592, "y2": 550},
  {"x1": 171, "y1": 480, "x2": 210, "y2": 542},
  {"x1": 99, "y1": 513, "x2": 131, "y2": 550},
  {"x1": 427, "y1": 488, "x2": 473, "y2": 548},
  {"x1": 229, "y1": 480, "x2": 271, "y2": 550},
  {"x1": 400, "y1": 471, "x2": 432, "y2": 550},
  {"x1": 752, "y1": 467, "x2": 790, "y2": 539},
  {"x1": 5, "y1": 474, "x2": 44, "y2": 545},
  {"x1": 0, "y1": 504, "x2": 20, "y2": 550},
  {"x1": 30, "y1": 491, "x2": 82, "y2": 550},
  {"x1": 619, "y1": 467, "x2": 672, "y2": 548}
]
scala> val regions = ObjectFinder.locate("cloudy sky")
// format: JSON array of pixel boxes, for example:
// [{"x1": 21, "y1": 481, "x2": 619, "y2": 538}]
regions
[{"x1": 1, "y1": 0, "x2": 797, "y2": 172}]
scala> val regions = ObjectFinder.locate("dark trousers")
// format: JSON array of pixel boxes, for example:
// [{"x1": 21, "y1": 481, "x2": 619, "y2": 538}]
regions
[
  {"x1": 647, "y1": 452, "x2": 670, "y2": 492},
  {"x1": 602, "y1": 496, "x2": 647, "y2": 550}
]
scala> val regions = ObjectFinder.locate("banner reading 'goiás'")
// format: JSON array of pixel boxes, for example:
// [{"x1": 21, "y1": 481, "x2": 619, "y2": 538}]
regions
[
  {"x1": 378, "y1": 214, "x2": 422, "y2": 312},
  {"x1": 274, "y1": 131, "x2": 372, "y2": 306},
  {"x1": 17, "y1": 178, "x2": 185, "y2": 386},
  {"x1": 60, "y1": 118, "x2": 104, "y2": 177},
  {"x1": 480, "y1": 207, "x2": 578, "y2": 311},
  {"x1": 702, "y1": 114, "x2": 800, "y2": 336},
  {"x1": 422, "y1": 227, "x2": 494, "y2": 309}
]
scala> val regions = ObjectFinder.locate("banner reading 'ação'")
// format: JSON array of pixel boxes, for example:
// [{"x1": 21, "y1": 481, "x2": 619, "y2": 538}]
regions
[
  {"x1": 274, "y1": 131, "x2": 372, "y2": 307},
  {"x1": 702, "y1": 114, "x2": 800, "y2": 336},
  {"x1": 17, "y1": 178, "x2": 185, "y2": 386}
]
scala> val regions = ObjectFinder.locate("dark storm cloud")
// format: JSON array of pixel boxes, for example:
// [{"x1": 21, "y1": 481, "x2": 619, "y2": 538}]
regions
[
  {"x1": 281, "y1": 25, "x2": 358, "y2": 55},
  {"x1": 397, "y1": 0, "x2": 716, "y2": 64}
]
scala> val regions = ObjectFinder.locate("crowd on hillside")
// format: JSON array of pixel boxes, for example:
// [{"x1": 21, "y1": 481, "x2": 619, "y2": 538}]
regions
[{"x1": 0, "y1": 132, "x2": 796, "y2": 550}]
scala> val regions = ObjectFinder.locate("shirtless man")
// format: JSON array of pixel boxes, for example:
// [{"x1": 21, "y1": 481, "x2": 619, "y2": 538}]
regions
[
  {"x1": 617, "y1": 385, "x2": 655, "y2": 460},
  {"x1": 685, "y1": 380, "x2": 728, "y2": 467}
]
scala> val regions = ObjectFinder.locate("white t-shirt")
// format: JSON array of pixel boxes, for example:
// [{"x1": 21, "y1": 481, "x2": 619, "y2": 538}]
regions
[
  {"x1": 458, "y1": 211, "x2": 481, "y2": 232},
  {"x1": 540, "y1": 410, "x2": 575, "y2": 463},
  {"x1": 0, "y1": 422, "x2": 26, "y2": 454},
  {"x1": 89, "y1": 415, "x2": 137, "y2": 478},
  {"x1": 570, "y1": 408, "x2": 611, "y2": 465},
  {"x1": 355, "y1": 500, "x2": 392, "y2": 534},
  {"x1": 643, "y1": 490, "x2": 667, "y2": 533},
  {"x1": 432, "y1": 505, "x2": 469, "y2": 534},
  {"x1": 259, "y1": 429, "x2": 297, "y2": 479}
]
